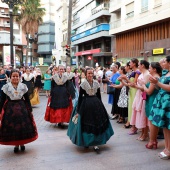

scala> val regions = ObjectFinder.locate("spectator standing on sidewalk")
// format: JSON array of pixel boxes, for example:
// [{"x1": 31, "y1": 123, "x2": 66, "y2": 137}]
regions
[
  {"x1": 0, "y1": 69, "x2": 38, "y2": 153},
  {"x1": 149, "y1": 56, "x2": 170, "y2": 159},
  {"x1": 0, "y1": 68, "x2": 7, "y2": 101},
  {"x1": 67, "y1": 67, "x2": 114, "y2": 153}
]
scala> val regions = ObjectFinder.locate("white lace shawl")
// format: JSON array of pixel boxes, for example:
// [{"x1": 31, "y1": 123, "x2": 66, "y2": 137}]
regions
[
  {"x1": 23, "y1": 73, "x2": 34, "y2": 81},
  {"x1": 52, "y1": 74, "x2": 68, "y2": 85},
  {"x1": 2, "y1": 82, "x2": 28, "y2": 100},
  {"x1": 64, "y1": 72, "x2": 75, "y2": 80},
  {"x1": 80, "y1": 79, "x2": 100, "y2": 96}
]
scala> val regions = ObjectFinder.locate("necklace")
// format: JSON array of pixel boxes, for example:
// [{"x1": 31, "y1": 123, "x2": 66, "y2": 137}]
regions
[
  {"x1": 12, "y1": 84, "x2": 18, "y2": 95},
  {"x1": 88, "y1": 80, "x2": 93, "y2": 88}
]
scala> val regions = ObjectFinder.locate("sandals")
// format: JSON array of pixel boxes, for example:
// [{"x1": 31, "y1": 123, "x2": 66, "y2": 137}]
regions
[
  {"x1": 159, "y1": 149, "x2": 170, "y2": 160},
  {"x1": 117, "y1": 117, "x2": 125, "y2": 124}
]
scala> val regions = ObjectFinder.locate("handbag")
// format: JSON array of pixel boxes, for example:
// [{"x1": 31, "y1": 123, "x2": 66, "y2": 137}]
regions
[{"x1": 107, "y1": 85, "x2": 115, "y2": 94}]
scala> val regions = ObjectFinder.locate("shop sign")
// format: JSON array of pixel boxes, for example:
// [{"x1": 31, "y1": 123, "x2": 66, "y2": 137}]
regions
[
  {"x1": 75, "y1": 48, "x2": 100, "y2": 56},
  {"x1": 87, "y1": 56, "x2": 92, "y2": 60},
  {"x1": 152, "y1": 48, "x2": 165, "y2": 55},
  {"x1": 3, "y1": 46, "x2": 16, "y2": 67}
]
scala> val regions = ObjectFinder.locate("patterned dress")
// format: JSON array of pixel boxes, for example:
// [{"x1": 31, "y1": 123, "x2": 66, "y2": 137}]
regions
[
  {"x1": 117, "y1": 72, "x2": 131, "y2": 119},
  {"x1": 0, "y1": 82, "x2": 38, "y2": 145},
  {"x1": 145, "y1": 82, "x2": 159, "y2": 118},
  {"x1": 149, "y1": 70, "x2": 170, "y2": 129}
]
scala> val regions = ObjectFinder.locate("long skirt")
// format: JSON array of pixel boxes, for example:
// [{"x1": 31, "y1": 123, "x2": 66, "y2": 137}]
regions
[
  {"x1": 0, "y1": 100, "x2": 38, "y2": 145},
  {"x1": 67, "y1": 96, "x2": 114, "y2": 147},
  {"x1": 44, "y1": 97, "x2": 73, "y2": 123}
]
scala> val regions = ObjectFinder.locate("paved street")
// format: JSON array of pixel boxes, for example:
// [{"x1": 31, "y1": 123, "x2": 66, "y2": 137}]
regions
[{"x1": 0, "y1": 93, "x2": 169, "y2": 170}]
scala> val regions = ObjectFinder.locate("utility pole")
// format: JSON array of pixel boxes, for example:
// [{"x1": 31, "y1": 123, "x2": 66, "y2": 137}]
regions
[{"x1": 66, "y1": 0, "x2": 72, "y2": 66}]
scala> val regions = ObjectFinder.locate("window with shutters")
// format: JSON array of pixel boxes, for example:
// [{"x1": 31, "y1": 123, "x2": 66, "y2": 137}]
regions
[
  {"x1": 126, "y1": 2, "x2": 134, "y2": 18},
  {"x1": 141, "y1": 0, "x2": 148, "y2": 12}
]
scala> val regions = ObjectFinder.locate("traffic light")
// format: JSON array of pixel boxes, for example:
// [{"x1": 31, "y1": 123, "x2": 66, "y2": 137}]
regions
[{"x1": 65, "y1": 45, "x2": 70, "y2": 56}]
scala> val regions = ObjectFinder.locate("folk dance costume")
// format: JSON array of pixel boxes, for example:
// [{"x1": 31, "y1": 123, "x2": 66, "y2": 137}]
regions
[
  {"x1": 0, "y1": 82, "x2": 38, "y2": 145},
  {"x1": 67, "y1": 79, "x2": 114, "y2": 147},
  {"x1": 34, "y1": 74, "x2": 43, "y2": 89},
  {"x1": 64, "y1": 72, "x2": 76, "y2": 100},
  {"x1": 44, "y1": 74, "x2": 73, "y2": 124},
  {"x1": 22, "y1": 73, "x2": 35, "y2": 100}
]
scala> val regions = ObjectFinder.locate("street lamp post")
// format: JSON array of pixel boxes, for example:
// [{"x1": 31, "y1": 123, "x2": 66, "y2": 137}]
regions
[{"x1": 1, "y1": 0, "x2": 22, "y2": 68}]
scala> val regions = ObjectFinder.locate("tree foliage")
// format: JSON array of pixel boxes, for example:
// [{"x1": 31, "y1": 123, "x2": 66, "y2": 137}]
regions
[{"x1": 14, "y1": 0, "x2": 45, "y2": 37}]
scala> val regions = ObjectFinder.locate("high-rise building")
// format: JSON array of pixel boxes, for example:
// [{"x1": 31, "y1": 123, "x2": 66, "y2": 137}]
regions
[{"x1": 37, "y1": 0, "x2": 56, "y2": 65}]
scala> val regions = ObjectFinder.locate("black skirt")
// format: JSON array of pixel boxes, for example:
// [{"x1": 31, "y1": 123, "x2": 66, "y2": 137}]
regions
[
  {"x1": 79, "y1": 96, "x2": 109, "y2": 135},
  {"x1": 0, "y1": 100, "x2": 38, "y2": 145}
]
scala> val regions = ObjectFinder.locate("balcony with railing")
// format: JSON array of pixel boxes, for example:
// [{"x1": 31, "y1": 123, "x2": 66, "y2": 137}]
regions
[
  {"x1": 110, "y1": 19, "x2": 121, "y2": 29},
  {"x1": 91, "y1": 3, "x2": 109, "y2": 15}
]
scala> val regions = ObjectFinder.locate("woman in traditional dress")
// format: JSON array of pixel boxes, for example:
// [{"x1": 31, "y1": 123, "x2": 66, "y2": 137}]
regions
[
  {"x1": 67, "y1": 68, "x2": 114, "y2": 152},
  {"x1": 64, "y1": 66, "x2": 76, "y2": 100},
  {"x1": 34, "y1": 68, "x2": 43, "y2": 93},
  {"x1": 149, "y1": 56, "x2": 170, "y2": 159},
  {"x1": 43, "y1": 69, "x2": 52, "y2": 97},
  {"x1": 0, "y1": 70, "x2": 38, "y2": 153},
  {"x1": 44, "y1": 65, "x2": 73, "y2": 127},
  {"x1": 22, "y1": 68, "x2": 35, "y2": 100}
]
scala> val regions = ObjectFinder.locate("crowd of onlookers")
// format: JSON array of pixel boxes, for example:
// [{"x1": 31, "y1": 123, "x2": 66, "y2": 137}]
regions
[{"x1": 1, "y1": 57, "x2": 170, "y2": 159}]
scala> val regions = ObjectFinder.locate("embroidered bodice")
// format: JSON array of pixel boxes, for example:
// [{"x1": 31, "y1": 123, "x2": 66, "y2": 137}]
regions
[
  {"x1": 80, "y1": 79, "x2": 100, "y2": 96},
  {"x1": 52, "y1": 74, "x2": 68, "y2": 85},
  {"x1": 64, "y1": 72, "x2": 75, "y2": 80},
  {"x1": 23, "y1": 73, "x2": 34, "y2": 81},
  {"x1": 1, "y1": 82, "x2": 28, "y2": 100}
]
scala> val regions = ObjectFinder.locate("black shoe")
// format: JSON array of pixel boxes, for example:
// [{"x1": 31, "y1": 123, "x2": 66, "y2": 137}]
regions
[
  {"x1": 14, "y1": 146, "x2": 19, "y2": 153},
  {"x1": 84, "y1": 146, "x2": 89, "y2": 149},
  {"x1": 20, "y1": 145, "x2": 25, "y2": 151},
  {"x1": 93, "y1": 146, "x2": 100, "y2": 153},
  {"x1": 58, "y1": 123, "x2": 64, "y2": 128},
  {"x1": 124, "y1": 124, "x2": 132, "y2": 129}
]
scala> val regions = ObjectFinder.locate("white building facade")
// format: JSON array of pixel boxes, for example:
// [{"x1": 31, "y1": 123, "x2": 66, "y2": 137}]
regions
[{"x1": 109, "y1": 0, "x2": 170, "y2": 62}]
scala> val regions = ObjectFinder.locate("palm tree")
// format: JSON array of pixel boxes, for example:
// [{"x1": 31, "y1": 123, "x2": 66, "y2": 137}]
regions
[{"x1": 14, "y1": 0, "x2": 45, "y2": 65}]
